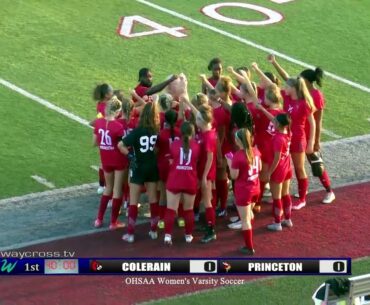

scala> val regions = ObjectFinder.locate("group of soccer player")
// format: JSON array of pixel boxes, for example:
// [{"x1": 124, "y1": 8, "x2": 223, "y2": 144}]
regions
[{"x1": 90, "y1": 55, "x2": 336, "y2": 255}]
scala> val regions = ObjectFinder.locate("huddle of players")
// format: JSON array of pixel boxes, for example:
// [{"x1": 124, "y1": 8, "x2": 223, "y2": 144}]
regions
[{"x1": 91, "y1": 55, "x2": 336, "y2": 255}]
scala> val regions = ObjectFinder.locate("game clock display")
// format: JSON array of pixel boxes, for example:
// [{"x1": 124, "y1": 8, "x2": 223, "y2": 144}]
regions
[{"x1": 0, "y1": 258, "x2": 350, "y2": 276}]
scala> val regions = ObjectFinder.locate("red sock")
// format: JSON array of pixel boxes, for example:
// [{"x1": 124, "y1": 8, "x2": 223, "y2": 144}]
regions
[
  {"x1": 273, "y1": 199, "x2": 282, "y2": 223},
  {"x1": 282, "y1": 195, "x2": 292, "y2": 220},
  {"x1": 319, "y1": 170, "x2": 332, "y2": 192},
  {"x1": 211, "y1": 189, "x2": 217, "y2": 209},
  {"x1": 97, "y1": 195, "x2": 110, "y2": 221},
  {"x1": 127, "y1": 205, "x2": 138, "y2": 234},
  {"x1": 298, "y1": 178, "x2": 308, "y2": 201},
  {"x1": 164, "y1": 208, "x2": 176, "y2": 235},
  {"x1": 242, "y1": 229, "x2": 253, "y2": 250},
  {"x1": 98, "y1": 168, "x2": 105, "y2": 187},
  {"x1": 178, "y1": 203, "x2": 185, "y2": 218},
  {"x1": 159, "y1": 205, "x2": 166, "y2": 220},
  {"x1": 111, "y1": 197, "x2": 122, "y2": 224},
  {"x1": 184, "y1": 209, "x2": 194, "y2": 235},
  {"x1": 205, "y1": 207, "x2": 215, "y2": 226},
  {"x1": 258, "y1": 181, "x2": 267, "y2": 205},
  {"x1": 150, "y1": 202, "x2": 159, "y2": 231}
]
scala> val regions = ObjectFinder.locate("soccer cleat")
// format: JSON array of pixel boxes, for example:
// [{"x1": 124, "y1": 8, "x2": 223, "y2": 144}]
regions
[
  {"x1": 109, "y1": 221, "x2": 125, "y2": 230},
  {"x1": 94, "y1": 219, "x2": 103, "y2": 228},
  {"x1": 107, "y1": 200, "x2": 112, "y2": 208},
  {"x1": 322, "y1": 191, "x2": 335, "y2": 204},
  {"x1": 164, "y1": 234, "x2": 172, "y2": 245},
  {"x1": 292, "y1": 201, "x2": 306, "y2": 210},
  {"x1": 123, "y1": 201, "x2": 128, "y2": 209},
  {"x1": 158, "y1": 220, "x2": 165, "y2": 229},
  {"x1": 177, "y1": 217, "x2": 185, "y2": 228},
  {"x1": 229, "y1": 216, "x2": 240, "y2": 223},
  {"x1": 267, "y1": 222, "x2": 282, "y2": 231},
  {"x1": 185, "y1": 235, "x2": 194, "y2": 243},
  {"x1": 281, "y1": 219, "x2": 293, "y2": 228},
  {"x1": 240, "y1": 246, "x2": 255, "y2": 256},
  {"x1": 194, "y1": 213, "x2": 200, "y2": 222},
  {"x1": 228, "y1": 220, "x2": 242, "y2": 230},
  {"x1": 201, "y1": 227, "x2": 217, "y2": 243},
  {"x1": 149, "y1": 230, "x2": 158, "y2": 240},
  {"x1": 122, "y1": 234, "x2": 134, "y2": 243},
  {"x1": 217, "y1": 209, "x2": 227, "y2": 217},
  {"x1": 97, "y1": 186, "x2": 104, "y2": 195}
]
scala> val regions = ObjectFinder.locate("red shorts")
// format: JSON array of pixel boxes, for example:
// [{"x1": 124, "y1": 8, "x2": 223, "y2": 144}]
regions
[
  {"x1": 158, "y1": 161, "x2": 170, "y2": 182},
  {"x1": 166, "y1": 187, "x2": 197, "y2": 196},
  {"x1": 271, "y1": 167, "x2": 292, "y2": 184},
  {"x1": 258, "y1": 142, "x2": 273, "y2": 164},
  {"x1": 235, "y1": 190, "x2": 260, "y2": 207},
  {"x1": 290, "y1": 137, "x2": 306, "y2": 153},
  {"x1": 102, "y1": 163, "x2": 126, "y2": 173}
]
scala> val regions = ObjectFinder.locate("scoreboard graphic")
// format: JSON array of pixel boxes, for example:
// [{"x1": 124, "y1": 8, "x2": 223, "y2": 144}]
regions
[{"x1": 0, "y1": 258, "x2": 350, "y2": 276}]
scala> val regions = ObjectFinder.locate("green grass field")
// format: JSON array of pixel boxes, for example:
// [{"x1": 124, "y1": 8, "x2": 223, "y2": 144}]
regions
[
  {"x1": 151, "y1": 258, "x2": 370, "y2": 305},
  {"x1": 1, "y1": 0, "x2": 370, "y2": 303}
]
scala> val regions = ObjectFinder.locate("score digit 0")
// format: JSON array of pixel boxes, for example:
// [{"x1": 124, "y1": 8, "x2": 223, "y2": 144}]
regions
[{"x1": 319, "y1": 260, "x2": 347, "y2": 273}]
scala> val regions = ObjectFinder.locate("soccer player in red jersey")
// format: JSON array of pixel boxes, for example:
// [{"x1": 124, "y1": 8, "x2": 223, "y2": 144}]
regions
[
  {"x1": 164, "y1": 121, "x2": 200, "y2": 245},
  {"x1": 133, "y1": 68, "x2": 178, "y2": 106},
  {"x1": 202, "y1": 58, "x2": 223, "y2": 93},
  {"x1": 300, "y1": 68, "x2": 335, "y2": 204},
  {"x1": 118, "y1": 102, "x2": 160, "y2": 243},
  {"x1": 90, "y1": 84, "x2": 114, "y2": 195},
  {"x1": 226, "y1": 128, "x2": 261, "y2": 255},
  {"x1": 268, "y1": 54, "x2": 316, "y2": 210},
  {"x1": 93, "y1": 97, "x2": 126, "y2": 230},
  {"x1": 182, "y1": 95, "x2": 218, "y2": 243},
  {"x1": 156, "y1": 110, "x2": 181, "y2": 228}
]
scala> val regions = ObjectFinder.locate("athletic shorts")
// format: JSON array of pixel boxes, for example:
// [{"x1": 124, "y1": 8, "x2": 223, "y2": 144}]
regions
[
  {"x1": 166, "y1": 187, "x2": 197, "y2": 196},
  {"x1": 235, "y1": 191, "x2": 260, "y2": 207},
  {"x1": 271, "y1": 167, "x2": 292, "y2": 184},
  {"x1": 290, "y1": 137, "x2": 307, "y2": 153},
  {"x1": 158, "y1": 161, "x2": 170, "y2": 182},
  {"x1": 102, "y1": 164, "x2": 126, "y2": 173},
  {"x1": 129, "y1": 163, "x2": 159, "y2": 185}
]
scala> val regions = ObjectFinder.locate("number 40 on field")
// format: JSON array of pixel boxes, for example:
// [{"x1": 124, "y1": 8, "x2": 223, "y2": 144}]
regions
[{"x1": 117, "y1": 1, "x2": 295, "y2": 39}]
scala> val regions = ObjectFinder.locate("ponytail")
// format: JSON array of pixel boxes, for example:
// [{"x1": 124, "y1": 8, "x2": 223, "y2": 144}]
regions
[
  {"x1": 236, "y1": 128, "x2": 254, "y2": 164},
  {"x1": 286, "y1": 77, "x2": 316, "y2": 111},
  {"x1": 93, "y1": 83, "x2": 113, "y2": 101},
  {"x1": 300, "y1": 67, "x2": 324, "y2": 87},
  {"x1": 181, "y1": 121, "x2": 194, "y2": 156}
]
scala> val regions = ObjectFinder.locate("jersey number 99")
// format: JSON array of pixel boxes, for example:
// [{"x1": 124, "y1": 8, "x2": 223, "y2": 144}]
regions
[{"x1": 140, "y1": 135, "x2": 158, "y2": 153}]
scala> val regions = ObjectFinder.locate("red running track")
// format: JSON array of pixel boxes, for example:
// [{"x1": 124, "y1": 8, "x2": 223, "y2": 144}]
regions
[{"x1": 0, "y1": 182, "x2": 370, "y2": 305}]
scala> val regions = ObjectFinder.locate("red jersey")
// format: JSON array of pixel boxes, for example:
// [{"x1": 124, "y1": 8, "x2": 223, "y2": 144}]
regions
[
  {"x1": 212, "y1": 106, "x2": 232, "y2": 155},
  {"x1": 282, "y1": 91, "x2": 312, "y2": 141},
  {"x1": 96, "y1": 101, "x2": 106, "y2": 118},
  {"x1": 198, "y1": 129, "x2": 217, "y2": 180},
  {"x1": 94, "y1": 118, "x2": 127, "y2": 168},
  {"x1": 166, "y1": 139, "x2": 200, "y2": 194},
  {"x1": 128, "y1": 108, "x2": 140, "y2": 129},
  {"x1": 157, "y1": 127, "x2": 181, "y2": 166},
  {"x1": 231, "y1": 147, "x2": 261, "y2": 206},
  {"x1": 270, "y1": 131, "x2": 292, "y2": 183},
  {"x1": 305, "y1": 89, "x2": 325, "y2": 139},
  {"x1": 207, "y1": 77, "x2": 218, "y2": 88},
  {"x1": 159, "y1": 112, "x2": 165, "y2": 130}
]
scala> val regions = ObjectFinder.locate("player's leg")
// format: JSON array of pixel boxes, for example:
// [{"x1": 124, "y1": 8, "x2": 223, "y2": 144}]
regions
[
  {"x1": 256, "y1": 161, "x2": 270, "y2": 213},
  {"x1": 291, "y1": 152, "x2": 308, "y2": 210},
  {"x1": 146, "y1": 181, "x2": 160, "y2": 239},
  {"x1": 216, "y1": 158, "x2": 229, "y2": 217},
  {"x1": 267, "y1": 181, "x2": 283, "y2": 231},
  {"x1": 109, "y1": 169, "x2": 125, "y2": 230},
  {"x1": 237, "y1": 205, "x2": 255, "y2": 255},
  {"x1": 164, "y1": 191, "x2": 181, "y2": 245},
  {"x1": 281, "y1": 179, "x2": 293, "y2": 228},
  {"x1": 158, "y1": 180, "x2": 167, "y2": 229},
  {"x1": 183, "y1": 193, "x2": 196, "y2": 243},
  {"x1": 94, "y1": 169, "x2": 113, "y2": 228},
  {"x1": 201, "y1": 180, "x2": 216, "y2": 243},
  {"x1": 122, "y1": 178, "x2": 141, "y2": 243}
]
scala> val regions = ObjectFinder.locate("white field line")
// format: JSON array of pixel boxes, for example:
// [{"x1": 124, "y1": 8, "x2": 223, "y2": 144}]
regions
[
  {"x1": 270, "y1": 0, "x2": 295, "y2": 3},
  {"x1": 0, "y1": 183, "x2": 98, "y2": 206},
  {"x1": 90, "y1": 165, "x2": 100, "y2": 172},
  {"x1": 136, "y1": 0, "x2": 370, "y2": 95},
  {"x1": 321, "y1": 128, "x2": 342, "y2": 139},
  {"x1": 30, "y1": 175, "x2": 56, "y2": 189},
  {"x1": 0, "y1": 78, "x2": 92, "y2": 128}
]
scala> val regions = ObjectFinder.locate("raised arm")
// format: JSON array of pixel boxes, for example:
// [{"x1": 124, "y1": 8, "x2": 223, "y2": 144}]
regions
[
  {"x1": 146, "y1": 74, "x2": 178, "y2": 96},
  {"x1": 267, "y1": 54, "x2": 290, "y2": 82},
  {"x1": 251, "y1": 62, "x2": 274, "y2": 88},
  {"x1": 200, "y1": 74, "x2": 215, "y2": 93}
]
